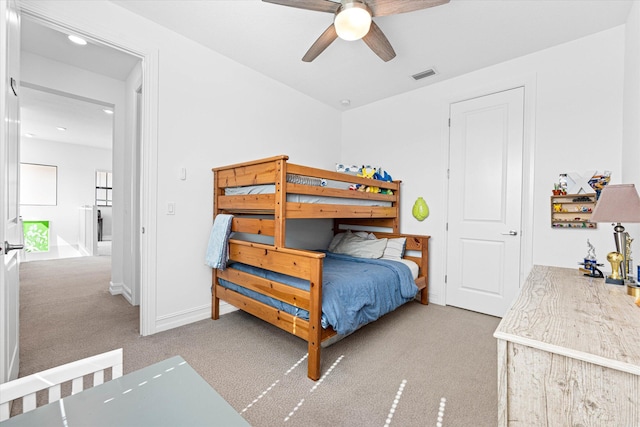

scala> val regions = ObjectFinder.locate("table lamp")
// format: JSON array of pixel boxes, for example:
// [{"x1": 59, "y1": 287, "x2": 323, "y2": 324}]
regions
[{"x1": 589, "y1": 184, "x2": 640, "y2": 284}]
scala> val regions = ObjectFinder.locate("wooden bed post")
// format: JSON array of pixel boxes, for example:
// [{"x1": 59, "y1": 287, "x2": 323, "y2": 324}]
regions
[
  {"x1": 274, "y1": 158, "x2": 287, "y2": 248},
  {"x1": 211, "y1": 168, "x2": 222, "y2": 320},
  {"x1": 307, "y1": 257, "x2": 323, "y2": 380},
  {"x1": 212, "y1": 270, "x2": 220, "y2": 320},
  {"x1": 392, "y1": 180, "x2": 401, "y2": 233},
  {"x1": 420, "y1": 236, "x2": 430, "y2": 305}
]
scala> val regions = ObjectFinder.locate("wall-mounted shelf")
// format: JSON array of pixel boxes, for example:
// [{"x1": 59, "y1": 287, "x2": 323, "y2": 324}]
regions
[{"x1": 551, "y1": 193, "x2": 597, "y2": 228}]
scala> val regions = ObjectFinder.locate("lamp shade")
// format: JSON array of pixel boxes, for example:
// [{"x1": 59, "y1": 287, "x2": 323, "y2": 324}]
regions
[{"x1": 589, "y1": 184, "x2": 640, "y2": 223}]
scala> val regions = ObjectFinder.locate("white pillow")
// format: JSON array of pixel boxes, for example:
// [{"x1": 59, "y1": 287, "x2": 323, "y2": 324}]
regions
[
  {"x1": 382, "y1": 237, "x2": 407, "y2": 260},
  {"x1": 333, "y1": 232, "x2": 388, "y2": 259}
]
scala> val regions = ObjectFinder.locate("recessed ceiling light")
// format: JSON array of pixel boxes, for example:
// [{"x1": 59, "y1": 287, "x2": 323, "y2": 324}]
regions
[
  {"x1": 56, "y1": 127, "x2": 67, "y2": 131},
  {"x1": 102, "y1": 108, "x2": 114, "y2": 115},
  {"x1": 340, "y1": 99, "x2": 351, "y2": 107},
  {"x1": 68, "y1": 35, "x2": 87, "y2": 46}
]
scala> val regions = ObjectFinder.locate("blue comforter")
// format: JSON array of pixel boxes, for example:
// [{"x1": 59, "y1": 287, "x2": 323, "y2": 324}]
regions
[{"x1": 218, "y1": 252, "x2": 418, "y2": 335}]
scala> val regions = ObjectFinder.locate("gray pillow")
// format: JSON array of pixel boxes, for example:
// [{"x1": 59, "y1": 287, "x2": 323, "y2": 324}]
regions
[
  {"x1": 327, "y1": 230, "x2": 374, "y2": 252},
  {"x1": 333, "y1": 233, "x2": 388, "y2": 259},
  {"x1": 327, "y1": 232, "x2": 346, "y2": 252}
]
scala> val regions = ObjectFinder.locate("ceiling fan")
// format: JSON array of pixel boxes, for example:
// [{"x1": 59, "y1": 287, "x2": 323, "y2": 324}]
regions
[{"x1": 263, "y1": 0, "x2": 450, "y2": 62}]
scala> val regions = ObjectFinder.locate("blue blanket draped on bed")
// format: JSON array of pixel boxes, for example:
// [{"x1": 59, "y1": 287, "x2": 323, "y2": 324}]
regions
[
  {"x1": 217, "y1": 252, "x2": 418, "y2": 336},
  {"x1": 205, "y1": 214, "x2": 233, "y2": 270}
]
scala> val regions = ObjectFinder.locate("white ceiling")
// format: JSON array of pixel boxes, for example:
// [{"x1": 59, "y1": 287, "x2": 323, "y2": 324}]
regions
[
  {"x1": 20, "y1": 15, "x2": 140, "y2": 81},
  {"x1": 19, "y1": 0, "x2": 635, "y2": 146},
  {"x1": 20, "y1": 16, "x2": 138, "y2": 149},
  {"x1": 20, "y1": 85, "x2": 115, "y2": 149},
  {"x1": 110, "y1": 0, "x2": 634, "y2": 109}
]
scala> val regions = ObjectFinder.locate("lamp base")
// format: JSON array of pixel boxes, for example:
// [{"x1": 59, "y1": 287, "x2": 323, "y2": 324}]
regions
[{"x1": 605, "y1": 276, "x2": 624, "y2": 285}]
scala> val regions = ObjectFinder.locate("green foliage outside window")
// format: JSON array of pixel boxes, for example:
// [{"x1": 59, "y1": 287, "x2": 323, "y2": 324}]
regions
[{"x1": 23, "y1": 220, "x2": 50, "y2": 252}]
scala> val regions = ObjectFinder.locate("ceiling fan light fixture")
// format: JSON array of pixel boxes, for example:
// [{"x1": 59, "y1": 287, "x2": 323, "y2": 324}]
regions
[{"x1": 334, "y1": 2, "x2": 371, "y2": 41}]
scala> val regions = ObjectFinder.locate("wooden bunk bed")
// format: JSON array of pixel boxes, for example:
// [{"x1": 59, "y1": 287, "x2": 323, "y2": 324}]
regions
[{"x1": 211, "y1": 155, "x2": 430, "y2": 380}]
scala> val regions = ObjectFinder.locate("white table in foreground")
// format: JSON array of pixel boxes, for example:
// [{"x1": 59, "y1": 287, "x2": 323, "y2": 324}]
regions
[
  {"x1": 0, "y1": 356, "x2": 251, "y2": 426},
  {"x1": 494, "y1": 265, "x2": 640, "y2": 426}
]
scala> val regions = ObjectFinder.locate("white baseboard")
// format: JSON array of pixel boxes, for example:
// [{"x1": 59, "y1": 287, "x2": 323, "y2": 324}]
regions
[
  {"x1": 109, "y1": 281, "x2": 122, "y2": 296},
  {"x1": 78, "y1": 245, "x2": 92, "y2": 257},
  {"x1": 154, "y1": 305, "x2": 211, "y2": 333},
  {"x1": 122, "y1": 285, "x2": 133, "y2": 304},
  {"x1": 109, "y1": 281, "x2": 134, "y2": 305},
  {"x1": 152, "y1": 302, "x2": 238, "y2": 334},
  {"x1": 429, "y1": 292, "x2": 444, "y2": 306}
]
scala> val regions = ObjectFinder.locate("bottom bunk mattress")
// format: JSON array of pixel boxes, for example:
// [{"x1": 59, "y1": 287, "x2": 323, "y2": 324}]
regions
[{"x1": 217, "y1": 252, "x2": 418, "y2": 336}]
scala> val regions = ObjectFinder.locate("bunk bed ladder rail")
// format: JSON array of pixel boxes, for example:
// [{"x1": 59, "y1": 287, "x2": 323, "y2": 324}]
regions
[{"x1": 213, "y1": 155, "x2": 288, "y2": 245}]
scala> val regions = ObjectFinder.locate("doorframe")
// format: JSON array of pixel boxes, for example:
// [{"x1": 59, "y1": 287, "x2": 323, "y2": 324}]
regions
[
  {"x1": 19, "y1": 2, "x2": 159, "y2": 336},
  {"x1": 440, "y1": 74, "x2": 537, "y2": 304}
]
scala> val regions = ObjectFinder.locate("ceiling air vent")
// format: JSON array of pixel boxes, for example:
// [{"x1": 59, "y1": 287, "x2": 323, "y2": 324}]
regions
[{"x1": 411, "y1": 68, "x2": 437, "y2": 81}]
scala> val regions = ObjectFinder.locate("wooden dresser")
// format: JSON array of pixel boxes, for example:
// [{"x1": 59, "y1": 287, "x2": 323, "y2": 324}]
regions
[{"x1": 494, "y1": 265, "x2": 640, "y2": 426}]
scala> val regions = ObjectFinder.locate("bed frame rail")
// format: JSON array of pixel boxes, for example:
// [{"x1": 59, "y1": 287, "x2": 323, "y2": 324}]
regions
[{"x1": 212, "y1": 239, "x2": 326, "y2": 380}]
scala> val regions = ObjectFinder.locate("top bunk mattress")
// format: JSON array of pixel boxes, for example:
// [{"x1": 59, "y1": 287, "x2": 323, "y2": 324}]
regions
[{"x1": 224, "y1": 175, "x2": 392, "y2": 207}]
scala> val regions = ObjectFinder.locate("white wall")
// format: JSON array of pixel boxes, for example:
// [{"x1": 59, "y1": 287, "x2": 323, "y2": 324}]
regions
[
  {"x1": 20, "y1": 138, "x2": 112, "y2": 260},
  {"x1": 149, "y1": 15, "x2": 342, "y2": 330},
  {"x1": 341, "y1": 27, "x2": 626, "y2": 304},
  {"x1": 622, "y1": 1, "x2": 640, "y2": 243}
]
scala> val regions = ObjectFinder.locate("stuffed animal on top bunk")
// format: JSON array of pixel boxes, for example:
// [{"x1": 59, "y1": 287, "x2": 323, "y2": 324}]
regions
[
  {"x1": 373, "y1": 170, "x2": 393, "y2": 194},
  {"x1": 349, "y1": 167, "x2": 394, "y2": 194}
]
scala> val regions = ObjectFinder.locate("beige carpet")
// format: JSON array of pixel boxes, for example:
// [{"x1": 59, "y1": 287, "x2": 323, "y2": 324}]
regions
[{"x1": 18, "y1": 256, "x2": 500, "y2": 426}]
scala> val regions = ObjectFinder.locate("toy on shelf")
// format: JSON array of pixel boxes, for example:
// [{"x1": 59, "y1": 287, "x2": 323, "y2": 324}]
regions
[{"x1": 350, "y1": 167, "x2": 394, "y2": 194}]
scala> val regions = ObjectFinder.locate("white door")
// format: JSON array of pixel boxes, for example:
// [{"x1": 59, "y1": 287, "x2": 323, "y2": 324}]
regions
[
  {"x1": 0, "y1": 0, "x2": 22, "y2": 383},
  {"x1": 445, "y1": 87, "x2": 524, "y2": 318}
]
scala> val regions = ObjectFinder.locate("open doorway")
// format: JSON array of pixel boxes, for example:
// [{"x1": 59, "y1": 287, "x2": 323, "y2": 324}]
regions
[
  {"x1": 19, "y1": 16, "x2": 142, "y2": 308},
  {"x1": 17, "y1": 1, "x2": 160, "y2": 338},
  {"x1": 19, "y1": 84, "x2": 115, "y2": 261}
]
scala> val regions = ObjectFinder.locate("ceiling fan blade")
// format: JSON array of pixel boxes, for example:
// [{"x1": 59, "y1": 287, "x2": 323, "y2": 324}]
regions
[
  {"x1": 262, "y1": 0, "x2": 340, "y2": 13},
  {"x1": 362, "y1": 21, "x2": 396, "y2": 62},
  {"x1": 367, "y1": 0, "x2": 450, "y2": 17},
  {"x1": 302, "y1": 23, "x2": 338, "y2": 62}
]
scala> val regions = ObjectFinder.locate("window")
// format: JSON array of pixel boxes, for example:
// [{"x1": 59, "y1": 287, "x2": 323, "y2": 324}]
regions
[{"x1": 96, "y1": 170, "x2": 112, "y2": 206}]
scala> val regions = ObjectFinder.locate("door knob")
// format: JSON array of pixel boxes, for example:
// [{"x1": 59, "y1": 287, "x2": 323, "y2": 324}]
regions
[
  {"x1": 501, "y1": 230, "x2": 518, "y2": 236},
  {"x1": 4, "y1": 241, "x2": 24, "y2": 253}
]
